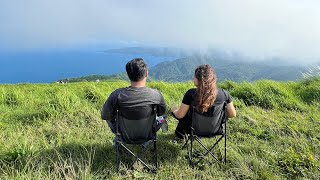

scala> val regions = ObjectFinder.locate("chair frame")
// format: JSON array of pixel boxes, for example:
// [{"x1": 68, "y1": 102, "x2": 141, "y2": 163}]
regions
[
  {"x1": 183, "y1": 102, "x2": 228, "y2": 167},
  {"x1": 115, "y1": 105, "x2": 158, "y2": 173}
]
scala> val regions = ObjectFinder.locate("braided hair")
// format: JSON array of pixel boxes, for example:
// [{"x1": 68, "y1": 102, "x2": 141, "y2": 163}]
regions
[{"x1": 194, "y1": 64, "x2": 217, "y2": 113}]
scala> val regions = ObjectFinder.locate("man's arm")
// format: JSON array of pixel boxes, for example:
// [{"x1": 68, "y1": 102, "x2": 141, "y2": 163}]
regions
[
  {"x1": 157, "y1": 93, "x2": 167, "y2": 116},
  {"x1": 101, "y1": 91, "x2": 118, "y2": 121}
]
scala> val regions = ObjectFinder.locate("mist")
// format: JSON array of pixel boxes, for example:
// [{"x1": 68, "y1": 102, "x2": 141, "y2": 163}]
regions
[{"x1": 1, "y1": 0, "x2": 320, "y2": 62}]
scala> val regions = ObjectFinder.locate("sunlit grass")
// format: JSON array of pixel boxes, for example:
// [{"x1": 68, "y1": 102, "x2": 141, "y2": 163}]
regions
[{"x1": 0, "y1": 79, "x2": 319, "y2": 179}]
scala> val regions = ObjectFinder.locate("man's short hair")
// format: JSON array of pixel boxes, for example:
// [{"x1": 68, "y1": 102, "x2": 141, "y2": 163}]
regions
[{"x1": 126, "y1": 58, "x2": 148, "y2": 82}]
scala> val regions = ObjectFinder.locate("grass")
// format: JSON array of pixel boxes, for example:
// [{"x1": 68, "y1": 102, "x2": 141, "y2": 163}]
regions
[{"x1": 0, "y1": 79, "x2": 319, "y2": 179}]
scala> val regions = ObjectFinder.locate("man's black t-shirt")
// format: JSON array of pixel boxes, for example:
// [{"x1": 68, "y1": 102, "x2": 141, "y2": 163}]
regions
[{"x1": 101, "y1": 86, "x2": 166, "y2": 121}]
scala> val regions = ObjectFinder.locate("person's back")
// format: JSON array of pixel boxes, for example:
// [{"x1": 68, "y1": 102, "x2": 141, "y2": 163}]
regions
[
  {"x1": 171, "y1": 64, "x2": 236, "y2": 139},
  {"x1": 101, "y1": 58, "x2": 166, "y2": 134},
  {"x1": 102, "y1": 58, "x2": 166, "y2": 172}
]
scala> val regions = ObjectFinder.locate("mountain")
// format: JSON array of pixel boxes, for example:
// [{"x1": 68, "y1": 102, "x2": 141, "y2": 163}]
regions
[
  {"x1": 148, "y1": 54, "x2": 306, "y2": 82},
  {"x1": 58, "y1": 74, "x2": 128, "y2": 83},
  {"x1": 63, "y1": 54, "x2": 306, "y2": 83},
  {"x1": 57, "y1": 48, "x2": 312, "y2": 83}
]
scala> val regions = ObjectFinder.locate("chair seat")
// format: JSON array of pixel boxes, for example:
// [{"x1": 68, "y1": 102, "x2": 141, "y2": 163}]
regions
[
  {"x1": 194, "y1": 131, "x2": 225, "y2": 138},
  {"x1": 192, "y1": 127, "x2": 225, "y2": 137},
  {"x1": 120, "y1": 138, "x2": 154, "y2": 145}
]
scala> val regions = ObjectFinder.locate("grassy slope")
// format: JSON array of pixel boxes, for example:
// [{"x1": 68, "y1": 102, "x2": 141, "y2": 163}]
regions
[{"x1": 0, "y1": 79, "x2": 319, "y2": 179}]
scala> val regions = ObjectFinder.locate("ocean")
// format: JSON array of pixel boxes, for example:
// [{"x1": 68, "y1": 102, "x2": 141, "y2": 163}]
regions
[{"x1": 0, "y1": 51, "x2": 176, "y2": 83}]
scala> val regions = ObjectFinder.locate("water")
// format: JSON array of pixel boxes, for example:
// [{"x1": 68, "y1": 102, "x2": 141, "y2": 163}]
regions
[{"x1": 0, "y1": 51, "x2": 176, "y2": 83}]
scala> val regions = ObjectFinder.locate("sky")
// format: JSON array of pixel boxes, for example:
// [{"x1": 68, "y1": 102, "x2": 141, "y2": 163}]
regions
[{"x1": 0, "y1": 0, "x2": 320, "y2": 60}]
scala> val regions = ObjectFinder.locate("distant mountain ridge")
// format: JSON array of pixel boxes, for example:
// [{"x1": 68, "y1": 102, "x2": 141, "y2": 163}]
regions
[
  {"x1": 148, "y1": 54, "x2": 306, "y2": 82},
  {"x1": 60, "y1": 53, "x2": 307, "y2": 83}
]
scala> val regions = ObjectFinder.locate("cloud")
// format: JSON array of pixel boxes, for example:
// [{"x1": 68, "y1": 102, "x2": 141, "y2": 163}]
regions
[{"x1": 1, "y1": 0, "x2": 320, "y2": 59}]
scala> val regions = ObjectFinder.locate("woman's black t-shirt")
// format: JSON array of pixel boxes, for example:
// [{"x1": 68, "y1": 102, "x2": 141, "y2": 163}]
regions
[
  {"x1": 173, "y1": 88, "x2": 232, "y2": 136},
  {"x1": 182, "y1": 88, "x2": 232, "y2": 115}
]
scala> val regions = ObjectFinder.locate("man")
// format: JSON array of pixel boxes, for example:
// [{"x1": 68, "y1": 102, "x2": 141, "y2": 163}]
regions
[{"x1": 101, "y1": 58, "x2": 167, "y2": 134}]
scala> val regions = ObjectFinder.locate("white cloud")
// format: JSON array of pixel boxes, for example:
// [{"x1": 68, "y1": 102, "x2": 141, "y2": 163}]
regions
[{"x1": 1, "y1": 0, "x2": 320, "y2": 59}]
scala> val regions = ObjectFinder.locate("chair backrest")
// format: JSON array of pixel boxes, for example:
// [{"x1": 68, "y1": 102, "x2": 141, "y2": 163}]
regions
[
  {"x1": 116, "y1": 105, "x2": 157, "y2": 143},
  {"x1": 191, "y1": 102, "x2": 227, "y2": 137}
]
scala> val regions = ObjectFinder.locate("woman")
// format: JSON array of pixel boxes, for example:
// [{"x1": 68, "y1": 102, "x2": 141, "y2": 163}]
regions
[{"x1": 171, "y1": 64, "x2": 236, "y2": 139}]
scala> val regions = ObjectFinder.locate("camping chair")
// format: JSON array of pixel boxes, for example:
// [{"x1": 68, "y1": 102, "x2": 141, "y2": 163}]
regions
[
  {"x1": 115, "y1": 105, "x2": 158, "y2": 173},
  {"x1": 183, "y1": 102, "x2": 228, "y2": 167}
]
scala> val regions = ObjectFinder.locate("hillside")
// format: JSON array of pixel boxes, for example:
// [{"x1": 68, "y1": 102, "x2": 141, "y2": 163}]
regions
[
  {"x1": 0, "y1": 78, "x2": 319, "y2": 179},
  {"x1": 149, "y1": 55, "x2": 305, "y2": 82},
  {"x1": 61, "y1": 54, "x2": 307, "y2": 83},
  {"x1": 59, "y1": 73, "x2": 129, "y2": 83}
]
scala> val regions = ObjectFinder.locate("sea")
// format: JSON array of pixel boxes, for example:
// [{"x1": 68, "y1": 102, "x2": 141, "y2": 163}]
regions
[{"x1": 0, "y1": 51, "x2": 176, "y2": 83}]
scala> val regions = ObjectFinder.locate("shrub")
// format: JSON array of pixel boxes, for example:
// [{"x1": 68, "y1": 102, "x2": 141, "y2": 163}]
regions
[
  {"x1": 219, "y1": 80, "x2": 238, "y2": 91},
  {"x1": 296, "y1": 82, "x2": 320, "y2": 104},
  {"x1": 84, "y1": 88, "x2": 100, "y2": 104},
  {"x1": 4, "y1": 92, "x2": 20, "y2": 107},
  {"x1": 231, "y1": 82, "x2": 259, "y2": 107},
  {"x1": 231, "y1": 80, "x2": 304, "y2": 110}
]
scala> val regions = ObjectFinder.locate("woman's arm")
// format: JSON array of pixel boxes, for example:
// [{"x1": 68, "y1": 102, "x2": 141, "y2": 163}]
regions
[
  {"x1": 227, "y1": 102, "x2": 236, "y2": 118},
  {"x1": 173, "y1": 102, "x2": 236, "y2": 119},
  {"x1": 171, "y1": 103, "x2": 190, "y2": 119}
]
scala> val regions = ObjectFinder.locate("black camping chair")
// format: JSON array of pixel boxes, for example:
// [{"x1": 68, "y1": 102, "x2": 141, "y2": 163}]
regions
[
  {"x1": 115, "y1": 105, "x2": 158, "y2": 173},
  {"x1": 183, "y1": 102, "x2": 228, "y2": 167}
]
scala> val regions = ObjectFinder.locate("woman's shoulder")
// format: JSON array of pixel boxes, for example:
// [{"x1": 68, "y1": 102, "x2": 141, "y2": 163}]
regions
[
  {"x1": 182, "y1": 88, "x2": 197, "y2": 105},
  {"x1": 185, "y1": 88, "x2": 197, "y2": 96},
  {"x1": 216, "y1": 89, "x2": 232, "y2": 103},
  {"x1": 217, "y1": 88, "x2": 229, "y2": 94},
  {"x1": 186, "y1": 88, "x2": 197, "y2": 93}
]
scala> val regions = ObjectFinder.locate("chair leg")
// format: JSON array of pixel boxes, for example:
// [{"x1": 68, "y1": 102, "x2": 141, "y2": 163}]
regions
[
  {"x1": 116, "y1": 142, "x2": 121, "y2": 172},
  {"x1": 195, "y1": 136, "x2": 219, "y2": 161},
  {"x1": 191, "y1": 135, "x2": 225, "y2": 166},
  {"x1": 224, "y1": 122, "x2": 227, "y2": 164},
  {"x1": 120, "y1": 143, "x2": 153, "y2": 172},
  {"x1": 182, "y1": 137, "x2": 190, "y2": 149},
  {"x1": 189, "y1": 135, "x2": 193, "y2": 166},
  {"x1": 154, "y1": 139, "x2": 158, "y2": 170},
  {"x1": 224, "y1": 133, "x2": 227, "y2": 164}
]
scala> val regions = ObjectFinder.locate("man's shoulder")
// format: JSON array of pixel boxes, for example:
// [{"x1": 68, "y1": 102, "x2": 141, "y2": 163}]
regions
[
  {"x1": 114, "y1": 87, "x2": 126, "y2": 92},
  {"x1": 110, "y1": 87, "x2": 127, "y2": 96},
  {"x1": 146, "y1": 87, "x2": 160, "y2": 94},
  {"x1": 145, "y1": 87, "x2": 163, "y2": 97}
]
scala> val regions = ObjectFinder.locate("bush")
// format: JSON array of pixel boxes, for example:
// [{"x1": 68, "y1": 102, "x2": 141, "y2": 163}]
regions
[
  {"x1": 230, "y1": 80, "x2": 304, "y2": 110},
  {"x1": 4, "y1": 92, "x2": 20, "y2": 107},
  {"x1": 219, "y1": 80, "x2": 238, "y2": 91},
  {"x1": 231, "y1": 82, "x2": 260, "y2": 107},
  {"x1": 84, "y1": 88, "x2": 100, "y2": 104},
  {"x1": 296, "y1": 80, "x2": 320, "y2": 104}
]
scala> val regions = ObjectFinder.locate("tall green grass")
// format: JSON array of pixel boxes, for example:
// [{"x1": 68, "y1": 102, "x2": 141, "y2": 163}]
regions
[{"x1": 0, "y1": 79, "x2": 319, "y2": 179}]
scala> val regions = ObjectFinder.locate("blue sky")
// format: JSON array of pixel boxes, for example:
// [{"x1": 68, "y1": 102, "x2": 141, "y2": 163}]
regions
[{"x1": 1, "y1": 0, "x2": 320, "y2": 59}]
